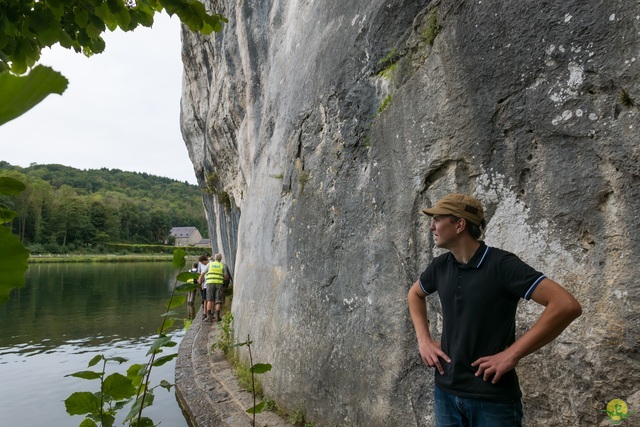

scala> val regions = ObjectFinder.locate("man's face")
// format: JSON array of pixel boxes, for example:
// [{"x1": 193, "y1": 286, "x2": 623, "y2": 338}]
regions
[{"x1": 429, "y1": 214, "x2": 460, "y2": 248}]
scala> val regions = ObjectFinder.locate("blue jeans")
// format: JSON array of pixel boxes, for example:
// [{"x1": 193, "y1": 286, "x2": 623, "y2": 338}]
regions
[{"x1": 435, "y1": 386, "x2": 523, "y2": 427}]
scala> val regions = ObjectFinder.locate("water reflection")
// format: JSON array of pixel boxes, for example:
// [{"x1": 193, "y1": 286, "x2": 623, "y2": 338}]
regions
[
  {"x1": 0, "y1": 263, "x2": 183, "y2": 352},
  {"x1": 0, "y1": 262, "x2": 191, "y2": 427}
]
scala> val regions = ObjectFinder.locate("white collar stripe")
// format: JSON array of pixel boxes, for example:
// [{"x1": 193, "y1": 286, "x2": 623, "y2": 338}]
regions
[
  {"x1": 525, "y1": 275, "x2": 546, "y2": 300},
  {"x1": 476, "y1": 246, "x2": 491, "y2": 268},
  {"x1": 419, "y1": 279, "x2": 430, "y2": 296}
]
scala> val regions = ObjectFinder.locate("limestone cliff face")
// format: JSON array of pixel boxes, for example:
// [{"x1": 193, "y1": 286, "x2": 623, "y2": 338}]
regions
[{"x1": 180, "y1": 1, "x2": 640, "y2": 425}]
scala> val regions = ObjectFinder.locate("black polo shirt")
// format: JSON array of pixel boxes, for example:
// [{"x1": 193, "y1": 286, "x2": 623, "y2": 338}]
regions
[{"x1": 419, "y1": 242, "x2": 545, "y2": 401}]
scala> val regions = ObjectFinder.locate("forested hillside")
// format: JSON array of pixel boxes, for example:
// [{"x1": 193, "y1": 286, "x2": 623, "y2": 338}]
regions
[{"x1": 0, "y1": 162, "x2": 207, "y2": 253}]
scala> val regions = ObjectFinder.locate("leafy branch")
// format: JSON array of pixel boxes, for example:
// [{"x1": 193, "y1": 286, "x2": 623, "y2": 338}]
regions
[
  {"x1": 1, "y1": 0, "x2": 227, "y2": 75},
  {"x1": 0, "y1": 177, "x2": 30, "y2": 303},
  {"x1": 0, "y1": 0, "x2": 228, "y2": 133},
  {"x1": 63, "y1": 248, "x2": 200, "y2": 426},
  {"x1": 234, "y1": 335, "x2": 273, "y2": 427}
]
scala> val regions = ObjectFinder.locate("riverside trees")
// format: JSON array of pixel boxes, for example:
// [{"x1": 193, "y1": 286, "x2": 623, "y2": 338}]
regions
[{"x1": 0, "y1": 162, "x2": 207, "y2": 252}]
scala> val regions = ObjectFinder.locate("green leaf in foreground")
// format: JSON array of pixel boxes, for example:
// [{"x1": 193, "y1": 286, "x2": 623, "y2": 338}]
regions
[
  {"x1": 152, "y1": 353, "x2": 178, "y2": 367},
  {"x1": 157, "y1": 316, "x2": 175, "y2": 333},
  {"x1": 251, "y1": 363, "x2": 272, "y2": 374},
  {"x1": 166, "y1": 295, "x2": 186, "y2": 309},
  {"x1": 103, "y1": 372, "x2": 136, "y2": 400},
  {"x1": 88, "y1": 355, "x2": 103, "y2": 367},
  {"x1": 0, "y1": 66, "x2": 68, "y2": 126},
  {"x1": 64, "y1": 391, "x2": 101, "y2": 416},
  {"x1": 106, "y1": 356, "x2": 128, "y2": 364},
  {"x1": 0, "y1": 226, "x2": 29, "y2": 304},
  {"x1": 246, "y1": 401, "x2": 267, "y2": 414},
  {"x1": 0, "y1": 177, "x2": 27, "y2": 196},
  {"x1": 65, "y1": 370, "x2": 103, "y2": 380},
  {"x1": 172, "y1": 248, "x2": 186, "y2": 269},
  {"x1": 159, "y1": 379, "x2": 173, "y2": 391},
  {"x1": 176, "y1": 271, "x2": 199, "y2": 283},
  {"x1": 124, "y1": 393, "x2": 155, "y2": 422},
  {"x1": 0, "y1": 206, "x2": 19, "y2": 224},
  {"x1": 79, "y1": 418, "x2": 99, "y2": 427},
  {"x1": 126, "y1": 363, "x2": 146, "y2": 387},
  {"x1": 146, "y1": 335, "x2": 175, "y2": 355},
  {"x1": 129, "y1": 416, "x2": 155, "y2": 427},
  {"x1": 175, "y1": 281, "x2": 199, "y2": 292},
  {"x1": 161, "y1": 310, "x2": 180, "y2": 317},
  {"x1": 98, "y1": 413, "x2": 116, "y2": 426}
]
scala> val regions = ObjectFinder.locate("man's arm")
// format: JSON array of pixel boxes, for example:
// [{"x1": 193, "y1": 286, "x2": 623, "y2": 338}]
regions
[
  {"x1": 198, "y1": 263, "x2": 210, "y2": 285},
  {"x1": 471, "y1": 278, "x2": 582, "y2": 383},
  {"x1": 408, "y1": 280, "x2": 451, "y2": 374},
  {"x1": 198, "y1": 264, "x2": 207, "y2": 285}
]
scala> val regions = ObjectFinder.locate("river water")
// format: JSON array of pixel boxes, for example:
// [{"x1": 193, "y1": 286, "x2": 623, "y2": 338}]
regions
[{"x1": 0, "y1": 262, "x2": 193, "y2": 427}]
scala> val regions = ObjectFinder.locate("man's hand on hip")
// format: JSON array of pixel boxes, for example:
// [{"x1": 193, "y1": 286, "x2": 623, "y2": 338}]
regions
[
  {"x1": 419, "y1": 339, "x2": 451, "y2": 375},
  {"x1": 471, "y1": 350, "x2": 519, "y2": 384}
]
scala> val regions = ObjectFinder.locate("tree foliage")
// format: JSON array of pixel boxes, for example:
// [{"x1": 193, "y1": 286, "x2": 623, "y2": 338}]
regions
[
  {"x1": 0, "y1": 176, "x2": 30, "y2": 303},
  {"x1": 0, "y1": 0, "x2": 227, "y2": 74},
  {"x1": 0, "y1": 162, "x2": 208, "y2": 252},
  {"x1": 0, "y1": 64, "x2": 68, "y2": 126},
  {"x1": 0, "y1": 0, "x2": 227, "y2": 128}
]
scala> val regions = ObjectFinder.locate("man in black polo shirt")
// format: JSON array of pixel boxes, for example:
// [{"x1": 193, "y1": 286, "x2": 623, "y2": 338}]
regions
[{"x1": 408, "y1": 194, "x2": 582, "y2": 426}]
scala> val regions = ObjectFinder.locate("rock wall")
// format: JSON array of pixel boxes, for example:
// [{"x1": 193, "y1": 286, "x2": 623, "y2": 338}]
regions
[{"x1": 180, "y1": 1, "x2": 640, "y2": 425}]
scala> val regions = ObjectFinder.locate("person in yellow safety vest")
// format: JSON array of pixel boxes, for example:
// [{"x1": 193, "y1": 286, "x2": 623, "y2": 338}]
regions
[{"x1": 203, "y1": 252, "x2": 232, "y2": 322}]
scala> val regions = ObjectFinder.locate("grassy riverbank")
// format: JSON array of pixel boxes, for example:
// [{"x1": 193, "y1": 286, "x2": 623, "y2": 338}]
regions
[{"x1": 28, "y1": 254, "x2": 180, "y2": 263}]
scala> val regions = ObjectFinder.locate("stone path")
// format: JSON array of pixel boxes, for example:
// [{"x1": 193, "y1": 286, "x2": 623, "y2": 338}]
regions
[{"x1": 175, "y1": 313, "x2": 294, "y2": 427}]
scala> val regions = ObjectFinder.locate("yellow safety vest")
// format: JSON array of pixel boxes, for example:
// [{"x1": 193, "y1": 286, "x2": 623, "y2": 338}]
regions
[{"x1": 205, "y1": 261, "x2": 225, "y2": 285}]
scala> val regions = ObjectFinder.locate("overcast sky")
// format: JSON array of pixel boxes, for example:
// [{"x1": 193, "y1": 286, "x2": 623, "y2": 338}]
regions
[{"x1": 0, "y1": 13, "x2": 198, "y2": 185}]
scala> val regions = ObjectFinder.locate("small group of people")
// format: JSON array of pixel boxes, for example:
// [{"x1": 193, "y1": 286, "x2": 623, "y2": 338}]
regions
[{"x1": 187, "y1": 252, "x2": 232, "y2": 322}]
